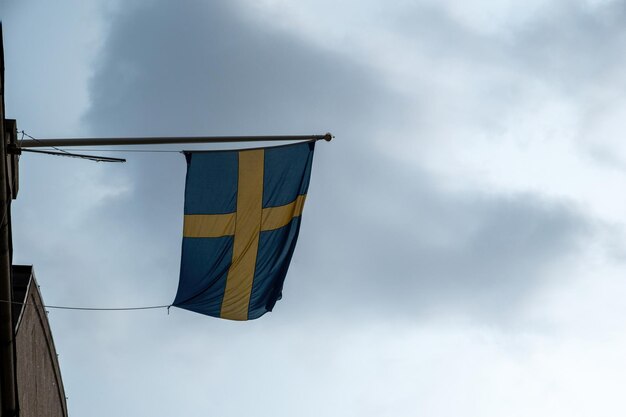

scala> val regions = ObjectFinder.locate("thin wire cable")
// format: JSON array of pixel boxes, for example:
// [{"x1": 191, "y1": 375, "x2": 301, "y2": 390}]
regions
[
  {"x1": 36, "y1": 148, "x2": 181, "y2": 153},
  {"x1": 20, "y1": 131, "x2": 126, "y2": 162},
  {"x1": 20, "y1": 148, "x2": 126, "y2": 163},
  {"x1": 21, "y1": 131, "x2": 72, "y2": 155},
  {"x1": 0, "y1": 299, "x2": 171, "y2": 311}
]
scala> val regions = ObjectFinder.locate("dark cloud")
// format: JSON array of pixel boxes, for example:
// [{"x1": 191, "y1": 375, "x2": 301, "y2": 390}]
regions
[
  {"x1": 80, "y1": 0, "x2": 592, "y2": 324},
  {"x1": 509, "y1": 2, "x2": 626, "y2": 87},
  {"x1": 79, "y1": 0, "x2": 407, "y2": 313},
  {"x1": 390, "y1": 1, "x2": 626, "y2": 92},
  {"x1": 84, "y1": 0, "x2": 403, "y2": 136},
  {"x1": 288, "y1": 150, "x2": 590, "y2": 323},
  {"x1": 4, "y1": 1, "x2": 609, "y2": 416}
]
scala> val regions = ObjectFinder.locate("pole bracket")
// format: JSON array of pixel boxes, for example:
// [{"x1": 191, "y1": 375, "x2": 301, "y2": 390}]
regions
[{"x1": 6, "y1": 144, "x2": 20, "y2": 155}]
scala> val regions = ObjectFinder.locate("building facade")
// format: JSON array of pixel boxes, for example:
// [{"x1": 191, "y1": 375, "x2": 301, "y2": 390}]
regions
[{"x1": 13, "y1": 266, "x2": 67, "y2": 417}]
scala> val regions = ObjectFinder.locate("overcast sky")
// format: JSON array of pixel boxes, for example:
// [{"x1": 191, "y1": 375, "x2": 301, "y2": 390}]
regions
[{"x1": 3, "y1": 0, "x2": 626, "y2": 415}]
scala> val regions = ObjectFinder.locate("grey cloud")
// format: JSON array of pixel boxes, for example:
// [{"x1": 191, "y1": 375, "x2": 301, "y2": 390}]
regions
[
  {"x1": 373, "y1": 1, "x2": 626, "y2": 144},
  {"x1": 389, "y1": 1, "x2": 626, "y2": 80},
  {"x1": 80, "y1": 0, "x2": 593, "y2": 324},
  {"x1": 288, "y1": 149, "x2": 590, "y2": 323},
  {"x1": 79, "y1": 0, "x2": 407, "y2": 312},
  {"x1": 509, "y1": 2, "x2": 626, "y2": 84},
  {"x1": 84, "y1": 0, "x2": 404, "y2": 137},
  {"x1": 3, "y1": 2, "x2": 605, "y2": 416}
]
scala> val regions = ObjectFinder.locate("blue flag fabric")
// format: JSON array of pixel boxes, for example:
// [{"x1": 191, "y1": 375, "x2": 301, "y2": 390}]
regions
[{"x1": 173, "y1": 141, "x2": 315, "y2": 320}]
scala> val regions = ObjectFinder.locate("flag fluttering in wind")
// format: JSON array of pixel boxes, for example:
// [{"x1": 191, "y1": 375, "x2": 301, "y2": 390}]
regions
[{"x1": 172, "y1": 141, "x2": 315, "y2": 320}]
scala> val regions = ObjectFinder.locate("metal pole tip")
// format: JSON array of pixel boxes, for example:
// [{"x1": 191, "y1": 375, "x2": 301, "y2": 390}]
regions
[{"x1": 323, "y1": 132, "x2": 333, "y2": 142}]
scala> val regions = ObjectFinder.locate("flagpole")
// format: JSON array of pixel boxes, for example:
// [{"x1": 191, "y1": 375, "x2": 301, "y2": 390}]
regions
[{"x1": 16, "y1": 133, "x2": 333, "y2": 148}]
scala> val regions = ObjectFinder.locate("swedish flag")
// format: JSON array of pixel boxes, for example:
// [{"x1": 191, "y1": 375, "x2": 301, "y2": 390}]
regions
[{"x1": 172, "y1": 141, "x2": 315, "y2": 320}]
